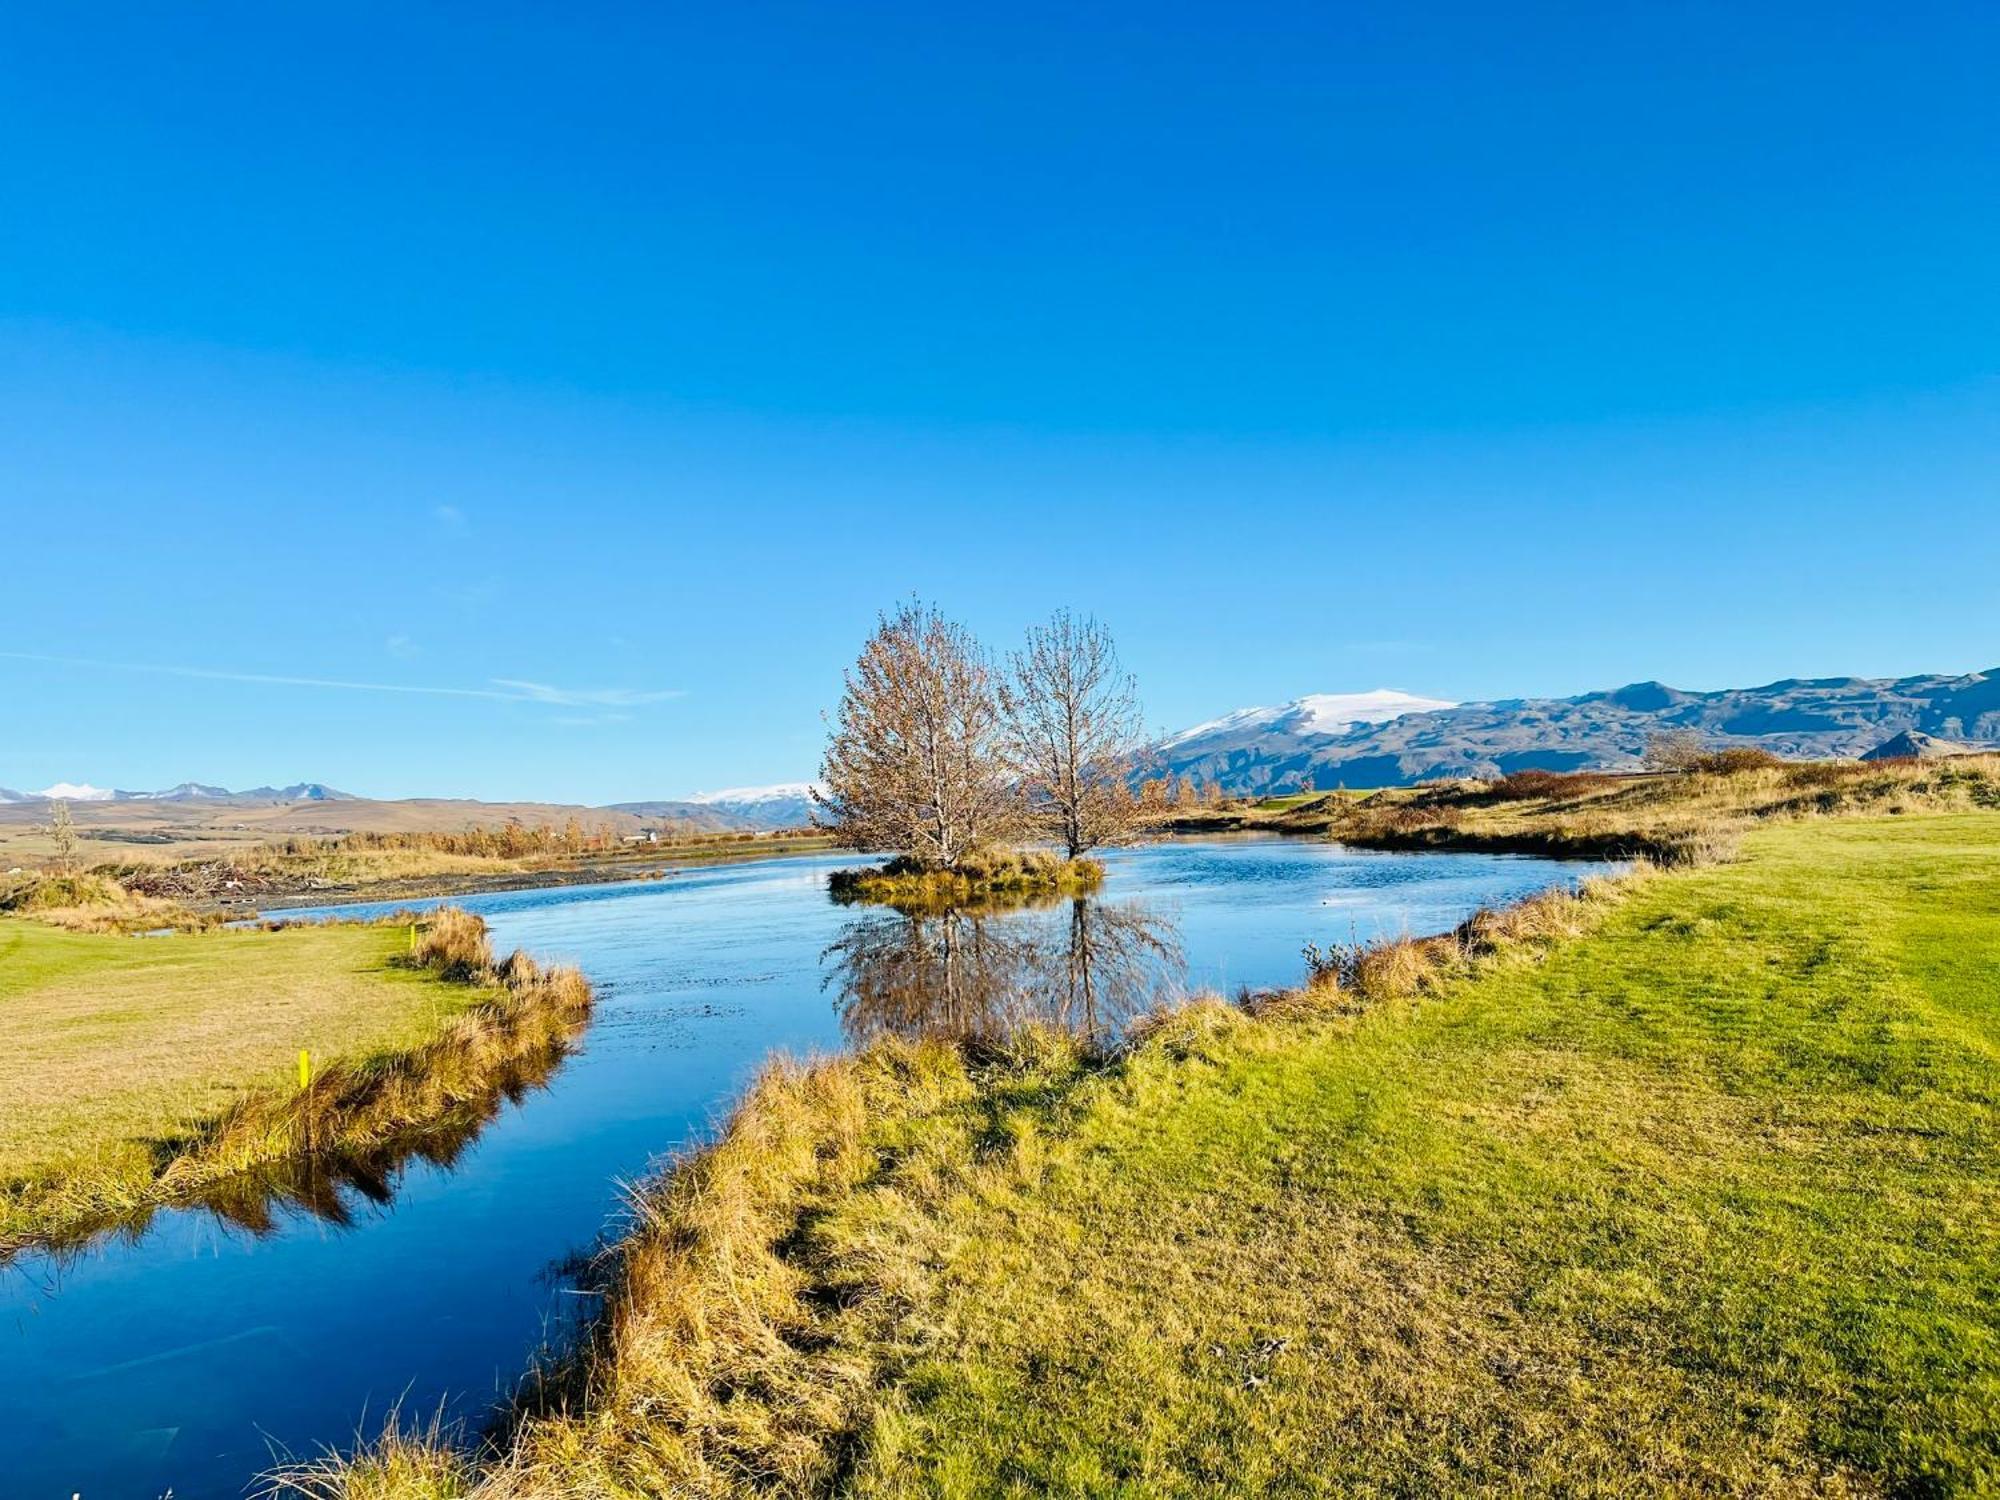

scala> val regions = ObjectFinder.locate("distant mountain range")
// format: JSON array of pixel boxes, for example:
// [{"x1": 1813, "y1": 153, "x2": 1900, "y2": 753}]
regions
[
  {"x1": 10, "y1": 671, "x2": 1993, "y2": 817},
  {"x1": 1151, "y1": 669, "x2": 2000, "y2": 793},
  {"x1": 0, "y1": 775, "x2": 821, "y2": 834},
  {"x1": 0, "y1": 781, "x2": 354, "y2": 805},
  {"x1": 611, "y1": 783, "x2": 822, "y2": 832}
]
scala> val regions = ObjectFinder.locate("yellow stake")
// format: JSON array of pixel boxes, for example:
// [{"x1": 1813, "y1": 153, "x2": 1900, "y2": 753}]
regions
[{"x1": 298, "y1": 1048, "x2": 312, "y2": 1091}]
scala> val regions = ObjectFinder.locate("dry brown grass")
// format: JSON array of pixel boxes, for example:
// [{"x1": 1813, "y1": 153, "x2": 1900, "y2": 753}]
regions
[{"x1": 411, "y1": 904, "x2": 495, "y2": 980}]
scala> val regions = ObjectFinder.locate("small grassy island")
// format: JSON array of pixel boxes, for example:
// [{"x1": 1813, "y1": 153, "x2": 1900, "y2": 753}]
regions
[
  {"x1": 292, "y1": 752, "x2": 2000, "y2": 1497},
  {"x1": 0, "y1": 886, "x2": 591, "y2": 1253},
  {"x1": 829, "y1": 849, "x2": 1104, "y2": 910}
]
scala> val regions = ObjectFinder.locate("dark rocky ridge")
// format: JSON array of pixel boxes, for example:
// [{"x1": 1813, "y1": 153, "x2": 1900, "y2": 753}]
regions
[{"x1": 1153, "y1": 668, "x2": 2000, "y2": 793}]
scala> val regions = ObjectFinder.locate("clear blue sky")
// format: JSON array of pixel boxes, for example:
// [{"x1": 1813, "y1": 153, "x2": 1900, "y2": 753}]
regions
[{"x1": 3, "y1": 2, "x2": 1995, "y2": 803}]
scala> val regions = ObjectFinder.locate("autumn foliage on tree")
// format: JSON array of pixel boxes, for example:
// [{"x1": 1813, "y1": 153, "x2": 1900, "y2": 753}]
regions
[{"x1": 816, "y1": 601, "x2": 1019, "y2": 869}]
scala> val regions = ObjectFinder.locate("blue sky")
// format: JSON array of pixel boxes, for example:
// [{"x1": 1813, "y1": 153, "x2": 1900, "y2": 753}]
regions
[{"x1": 3, "y1": 2, "x2": 1996, "y2": 803}]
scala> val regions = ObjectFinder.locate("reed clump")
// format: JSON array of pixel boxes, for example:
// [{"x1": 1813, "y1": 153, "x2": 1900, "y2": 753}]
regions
[{"x1": 410, "y1": 904, "x2": 494, "y2": 980}]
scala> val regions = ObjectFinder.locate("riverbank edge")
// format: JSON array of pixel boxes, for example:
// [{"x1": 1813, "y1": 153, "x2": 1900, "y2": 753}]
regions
[
  {"x1": 0, "y1": 910, "x2": 594, "y2": 1257},
  {"x1": 279, "y1": 853, "x2": 1658, "y2": 1497}
]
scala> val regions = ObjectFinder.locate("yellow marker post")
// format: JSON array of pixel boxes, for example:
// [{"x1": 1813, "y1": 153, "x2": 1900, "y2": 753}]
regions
[{"x1": 298, "y1": 1048, "x2": 312, "y2": 1091}]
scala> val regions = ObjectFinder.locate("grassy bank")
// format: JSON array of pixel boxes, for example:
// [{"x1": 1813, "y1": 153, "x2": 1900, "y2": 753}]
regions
[
  {"x1": 293, "y1": 805, "x2": 2000, "y2": 1496},
  {"x1": 1177, "y1": 753, "x2": 2000, "y2": 864},
  {"x1": 0, "y1": 907, "x2": 590, "y2": 1253},
  {"x1": 830, "y1": 851, "x2": 1105, "y2": 912}
]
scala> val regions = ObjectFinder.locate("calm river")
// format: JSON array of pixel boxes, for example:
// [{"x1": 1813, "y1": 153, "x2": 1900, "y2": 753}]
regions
[{"x1": 2, "y1": 838, "x2": 1611, "y2": 1498}]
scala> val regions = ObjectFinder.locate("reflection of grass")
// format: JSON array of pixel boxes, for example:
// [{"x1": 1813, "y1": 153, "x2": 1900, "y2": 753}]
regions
[
  {"x1": 829, "y1": 851, "x2": 1104, "y2": 912},
  {"x1": 0, "y1": 908, "x2": 590, "y2": 1253},
  {"x1": 298, "y1": 813, "x2": 2000, "y2": 1496}
]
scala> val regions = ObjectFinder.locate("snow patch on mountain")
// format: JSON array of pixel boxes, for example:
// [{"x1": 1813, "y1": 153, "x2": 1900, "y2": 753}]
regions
[
  {"x1": 1162, "y1": 689, "x2": 1455, "y2": 748},
  {"x1": 6, "y1": 780, "x2": 354, "y2": 804},
  {"x1": 36, "y1": 782, "x2": 118, "y2": 801},
  {"x1": 686, "y1": 782, "x2": 823, "y2": 806}
]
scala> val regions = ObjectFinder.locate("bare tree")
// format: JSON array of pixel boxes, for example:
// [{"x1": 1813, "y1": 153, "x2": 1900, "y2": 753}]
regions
[
  {"x1": 816, "y1": 601, "x2": 1018, "y2": 868},
  {"x1": 47, "y1": 798, "x2": 78, "y2": 874},
  {"x1": 1644, "y1": 729, "x2": 1707, "y2": 772},
  {"x1": 1002, "y1": 611, "x2": 1146, "y2": 859}
]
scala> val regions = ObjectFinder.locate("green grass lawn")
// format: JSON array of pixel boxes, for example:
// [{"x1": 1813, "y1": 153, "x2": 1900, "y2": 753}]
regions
[
  {"x1": 0, "y1": 916, "x2": 494, "y2": 1234},
  {"x1": 832, "y1": 814, "x2": 2000, "y2": 1495}
]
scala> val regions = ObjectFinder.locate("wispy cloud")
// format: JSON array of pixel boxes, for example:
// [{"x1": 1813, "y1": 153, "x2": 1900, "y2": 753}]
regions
[
  {"x1": 489, "y1": 678, "x2": 683, "y2": 708},
  {"x1": 0, "y1": 652, "x2": 682, "y2": 707},
  {"x1": 385, "y1": 633, "x2": 420, "y2": 658},
  {"x1": 433, "y1": 503, "x2": 468, "y2": 528}
]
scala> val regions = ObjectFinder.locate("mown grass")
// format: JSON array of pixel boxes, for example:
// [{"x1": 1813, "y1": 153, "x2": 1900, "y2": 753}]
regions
[
  {"x1": 290, "y1": 811, "x2": 2000, "y2": 1497},
  {"x1": 0, "y1": 908, "x2": 590, "y2": 1252}
]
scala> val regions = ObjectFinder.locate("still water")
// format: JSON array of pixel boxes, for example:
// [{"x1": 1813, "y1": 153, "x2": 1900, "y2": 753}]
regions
[{"x1": 2, "y1": 838, "x2": 1610, "y2": 1498}]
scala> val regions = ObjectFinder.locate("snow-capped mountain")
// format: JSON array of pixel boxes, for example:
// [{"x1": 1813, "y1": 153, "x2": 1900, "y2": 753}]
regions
[
  {"x1": 604, "y1": 784, "x2": 821, "y2": 832},
  {"x1": 687, "y1": 781, "x2": 821, "y2": 807},
  {"x1": 35, "y1": 782, "x2": 120, "y2": 801},
  {"x1": 0, "y1": 780, "x2": 354, "y2": 804},
  {"x1": 686, "y1": 782, "x2": 822, "y2": 830},
  {"x1": 138, "y1": 782, "x2": 233, "y2": 800},
  {"x1": 1153, "y1": 670, "x2": 2000, "y2": 794},
  {"x1": 1160, "y1": 690, "x2": 1456, "y2": 751}
]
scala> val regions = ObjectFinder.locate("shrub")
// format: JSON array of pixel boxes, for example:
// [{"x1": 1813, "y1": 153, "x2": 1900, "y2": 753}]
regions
[{"x1": 1644, "y1": 729, "x2": 1709, "y2": 772}]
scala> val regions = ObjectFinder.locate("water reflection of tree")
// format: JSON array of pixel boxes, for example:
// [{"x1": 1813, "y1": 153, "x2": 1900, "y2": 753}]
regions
[{"x1": 824, "y1": 896, "x2": 1185, "y2": 1046}]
